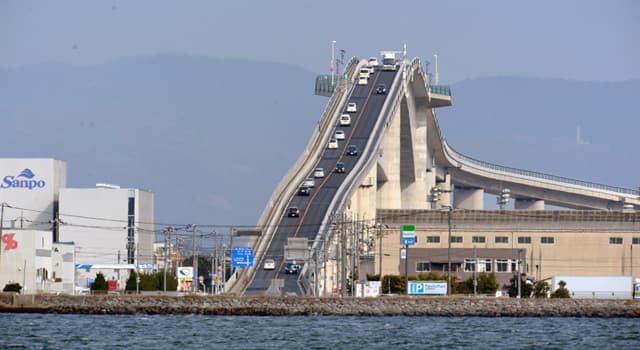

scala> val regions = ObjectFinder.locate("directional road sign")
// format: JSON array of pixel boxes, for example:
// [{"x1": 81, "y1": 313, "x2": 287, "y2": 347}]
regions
[
  {"x1": 401, "y1": 224, "x2": 415, "y2": 245},
  {"x1": 231, "y1": 246, "x2": 254, "y2": 267}
]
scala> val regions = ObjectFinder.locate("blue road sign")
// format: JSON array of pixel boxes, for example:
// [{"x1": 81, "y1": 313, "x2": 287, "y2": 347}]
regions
[
  {"x1": 231, "y1": 246, "x2": 254, "y2": 267},
  {"x1": 401, "y1": 224, "x2": 416, "y2": 246},
  {"x1": 408, "y1": 281, "x2": 447, "y2": 295}
]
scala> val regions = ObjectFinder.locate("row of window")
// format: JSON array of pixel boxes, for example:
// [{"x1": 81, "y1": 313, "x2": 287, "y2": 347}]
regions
[
  {"x1": 423, "y1": 235, "x2": 640, "y2": 245},
  {"x1": 416, "y1": 258, "x2": 520, "y2": 273}
]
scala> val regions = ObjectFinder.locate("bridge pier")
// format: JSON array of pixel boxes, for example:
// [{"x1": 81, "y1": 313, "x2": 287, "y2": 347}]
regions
[
  {"x1": 453, "y1": 186, "x2": 484, "y2": 209},
  {"x1": 514, "y1": 198, "x2": 545, "y2": 210}
]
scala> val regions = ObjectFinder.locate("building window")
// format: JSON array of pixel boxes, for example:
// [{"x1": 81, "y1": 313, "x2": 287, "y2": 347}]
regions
[
  {"x1": 416, "y1": 262, "x2": 431, "y2": 272},
  {"x1": 464, "y1": 259, "x2": 476, "y2": 272},
  {"x1": 472, "y1": 236, "x2": 486, "y2": 244},
  {"x1": 427, "y1": 236, "x2": 440, "y2": 244},
  {"x1": 450, "y1": 236, "x2": 463, "y2": 243},
  {"x1": 479, "y1": 259, "x2": 493, "y2": 272},
  {"x1": 540, "y1": 236, "x2": 555, "y2": 244},
  {"x1": 633, "y1": 237, "x2": 640, "y2": 245},
  {"x1": 495, "y1": 236, "x2": 509, "y2": 244},
  {"x1": 496, "y1": 259, "x2": 510, "y2": 272},
  {"x1": 517, "y1": 236, "x2": 531, "y2": 244},
  {"x1": 609, "y1": 237, "x2": 623, "y2": 245}
]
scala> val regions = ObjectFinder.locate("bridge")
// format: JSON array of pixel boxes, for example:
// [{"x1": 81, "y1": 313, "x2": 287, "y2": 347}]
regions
[{"x1": 229, "y1": 54, "x2": 640, "y2": 296}]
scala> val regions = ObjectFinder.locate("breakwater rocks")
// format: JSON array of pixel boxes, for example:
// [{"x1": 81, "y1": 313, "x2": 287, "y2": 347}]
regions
[{"x1": 1, "y1": 294, "x2": 639, "y2": 317}]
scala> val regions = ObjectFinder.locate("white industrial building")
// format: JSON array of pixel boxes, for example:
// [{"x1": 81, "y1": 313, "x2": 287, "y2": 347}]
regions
[
  {"x1": 0, "y1": 158, "x2": 155, "y2": 294},
  {"x1": 0, "y1": 158, "x2": 67, "y2": 235}
]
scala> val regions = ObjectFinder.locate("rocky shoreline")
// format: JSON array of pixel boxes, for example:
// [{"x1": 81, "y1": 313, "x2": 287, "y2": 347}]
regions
[{"x1": 1, "y1": 294, "x2": 639, "y2": 317}]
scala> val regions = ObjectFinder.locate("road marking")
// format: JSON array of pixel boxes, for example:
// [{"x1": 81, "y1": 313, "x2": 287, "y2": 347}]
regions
[{"x1": 294, "y1": 72, "x2": 383, "y2": 238}]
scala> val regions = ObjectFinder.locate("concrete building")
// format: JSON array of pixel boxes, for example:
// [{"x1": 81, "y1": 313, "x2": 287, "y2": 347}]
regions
[
  {"x1": 0, "y1": 229, "x2": 54, "y2": 294},
  {"x1": 59, "y1": 185, "x2": 155, "y2": 267},
  {"x1": 0, "y1": 158, "x2": 67, "y2": 238},
  {"x1": 374, "y1": 209, "x2": 640, "y2": 291}
]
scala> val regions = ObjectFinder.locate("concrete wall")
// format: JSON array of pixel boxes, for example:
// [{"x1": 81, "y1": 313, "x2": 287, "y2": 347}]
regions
[
  {"x1": 375, "y1": 210, "x2": 640, "y2": 283},
  {"x1": 0, "y1": 158, "x2": 66, "y2": 233},
  {"x1": 0, "y1": 229, "x2": 52, "y2": 294},
  {"x1": 59, "y1": 187, "x2": 155, "y2": 266}
]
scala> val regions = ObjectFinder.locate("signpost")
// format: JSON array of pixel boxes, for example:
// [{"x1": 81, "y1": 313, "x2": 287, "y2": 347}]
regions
[
  {"x1": 401, "y1": 225, "x2": 415, "y2": 245},
  {"x1": 231, "y1": 246, "x2": 254, "y2": 267}
]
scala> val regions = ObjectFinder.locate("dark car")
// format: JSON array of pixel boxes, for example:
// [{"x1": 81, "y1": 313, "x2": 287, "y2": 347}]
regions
[
  {"x1": 284, "y1": 262, "x2": 300, "y2": 274},
  {"x1": 298, "y1": 186, "x2": 310, "y2": 196},
  {"x1": 287, "y1": 207, "x2": 300, "y2": 217},
  {"x1": 376, "y1": 83, "x2": 386, "y2": 94},
  {"x1": 335, "y1": 162, "x2": 345, "y2": 173},
  {"x1": 347, "y1": 144, "x2": 358, "y2": 156}
]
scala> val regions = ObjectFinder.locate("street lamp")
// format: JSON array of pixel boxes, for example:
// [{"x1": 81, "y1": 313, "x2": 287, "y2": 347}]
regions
[
  {"x1": 330, "y1": 40, "x2": 336, "y2": 86},
  {"x1": 441, "y1": 204, "x2": 453, "y2": 296}
]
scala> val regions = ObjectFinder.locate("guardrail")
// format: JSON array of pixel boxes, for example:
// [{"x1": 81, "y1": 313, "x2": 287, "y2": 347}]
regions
[
  {"x1": 230, "y1": 57, "x2": 362, "y2": 294},
  {"x1": 301, "y1": 59, "x2": 407, "y2": 295},
  {"x1": 443, "y1": 142, "x2": 639, "y2": 196},
  {"x1": 409, "y1": 57, "x2": 639, "y2": 198}
]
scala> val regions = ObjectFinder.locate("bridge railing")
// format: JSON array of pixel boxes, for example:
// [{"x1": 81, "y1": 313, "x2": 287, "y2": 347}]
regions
[
  {"x1": 443, "y1": 142, "x2": 640, "y2": 196},
  {"x1": 407, "y1": 57, "x2": 639, "y2": 198},
  {"x1": 301, "y1": 59, "x2": 408, "y2": 295},
  {"x1": 232, "y1": 57, "x2": 362, "y2": 295}
]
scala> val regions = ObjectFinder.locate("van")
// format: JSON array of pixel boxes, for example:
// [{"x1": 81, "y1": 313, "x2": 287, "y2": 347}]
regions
[
  {"x1": 358, "y1": 68, "x2": 371, "y2": 79},
  {"x1": 339, "y1": 114, "x2": 351, "y2": 126}
]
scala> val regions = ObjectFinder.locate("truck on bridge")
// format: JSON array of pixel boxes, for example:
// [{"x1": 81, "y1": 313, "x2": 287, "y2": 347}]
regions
[{"x1": 380, "y1": 51, "x2": 398, "y2": 71}]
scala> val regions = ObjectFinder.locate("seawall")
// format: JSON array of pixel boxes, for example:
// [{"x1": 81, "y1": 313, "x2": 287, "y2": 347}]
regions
[{"x1": 1, "y1": 294, "x2": 639, "y2": 317}]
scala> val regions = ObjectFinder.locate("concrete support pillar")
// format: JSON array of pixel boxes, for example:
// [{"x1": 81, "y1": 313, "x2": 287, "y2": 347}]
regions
[
  {"x1": 440, "y1": 173, "x2": 452, "y2": 208},
  {"x1": 376, "y1": 100, "x2": 402, "y2": 209},
  {"x1": 453, "y1": 187, "x2": 484, "y2": 210},
  {"x1": 514, "y1": 198, "x2": 545, "y2": 210}
]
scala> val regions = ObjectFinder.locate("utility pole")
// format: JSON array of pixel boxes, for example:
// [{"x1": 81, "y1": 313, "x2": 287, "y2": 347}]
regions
[
  {"x1": 163, "y1": 226, "x2": 173, "y2": 293},
  {"x1": 135, "y1": 227, "x2": 140, "y2": 294},
  {"x1": 517, "y1": 249, "x2": 523, "y2": 298},
  {"x1": 213, "y1": 230, "x2": 218, "y2": 294},
  {"x1": 0, "y1": 202, "x2": 5, "y2": 268},
  {"x1": 404, "y1": 244, "x2": 409, "y2": 295},
  {"x1": 473, "y1": 245, "x2": 477, "y2": 296},
  {"x1": 188, "y1": 224, "x2": 198, "y2": 295}
]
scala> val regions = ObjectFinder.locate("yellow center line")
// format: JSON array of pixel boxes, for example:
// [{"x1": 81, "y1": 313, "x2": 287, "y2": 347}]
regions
[{"x1": 293, "y1": 72, "x2": 382, "y2": 238}]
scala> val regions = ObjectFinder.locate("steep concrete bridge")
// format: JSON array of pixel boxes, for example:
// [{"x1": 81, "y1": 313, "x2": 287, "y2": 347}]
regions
[{"x1": 229, "y1": 54, "x2": 639, "y2": 296}]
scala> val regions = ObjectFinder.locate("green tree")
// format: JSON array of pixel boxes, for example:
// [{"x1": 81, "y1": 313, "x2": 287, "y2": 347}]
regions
[
  {"x1": 3, "y1": 282, "x2": 22, "y2": 293},
  {"x1": 507, "y1": 274, "x2": 533, "y2": 298},
  {"x1": 367, "y1": 274, "x2": 380, "y2": 281},
  {"x1": 533, "y1": 281, "x2": 550, "y2": 298},
  {"x1": 551, "y1": 280, "x2": 571, "y2": 298},
  {"x1": 91, "y1": 272, "x2": 108, "y2": 292},
  {"x1": 381, "y1": 275, "x2": 404, "y2": 294}
]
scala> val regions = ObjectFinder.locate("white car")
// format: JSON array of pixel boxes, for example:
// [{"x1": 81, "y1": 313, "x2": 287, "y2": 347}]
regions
[
  {"x1": 368, "y1": 57, "x2": 379, "y2": 67},
  {"x1": 263, "y1": 258, "x2": 275, "y2": 270},
  {"x1": 346, "y1": 102, "x2": 357, "y2": 113},
  {"x1": 328, "y1": 138, "x2": 338, "y2": 149},
  {"x1": 334, "y1": 129, "x2": 345, "y2": 140},
  {"x1": 303, "y1": 177, "x2": 315, "y2": 187},
  {"x1": 357, "y1": 76, "x2": 368, "y2": 85},
  {"x1": 339, "y1": 114, "x2": 351, "y2": 126},
  {"x1": 313, "y1": 167, "x2": 325, "y2": 178}
]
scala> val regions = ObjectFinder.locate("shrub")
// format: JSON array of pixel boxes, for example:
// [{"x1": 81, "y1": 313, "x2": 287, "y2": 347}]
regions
[
  {"x1": 3, "y1": 283, "x2": 22, "y2": 293},
  {"x1": 91, "y1": 272, "x2": 108, "y2": 292},
  {"x1": 551, "y1": 280, "x2": 571, "y2": 298}
]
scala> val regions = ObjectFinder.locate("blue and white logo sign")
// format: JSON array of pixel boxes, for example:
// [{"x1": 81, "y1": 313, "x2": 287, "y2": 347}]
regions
[{"x1": 1, "y1": 168, "x2": 46, "y2": 190}]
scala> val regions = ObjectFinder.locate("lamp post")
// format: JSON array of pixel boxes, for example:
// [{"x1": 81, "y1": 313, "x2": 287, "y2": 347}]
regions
[
  {"x1": 441, "y1": 204, "x2": 453, "y2": 296},
  {"x1": 330, "y1": 40, "x2": 336, "y2": 86}
]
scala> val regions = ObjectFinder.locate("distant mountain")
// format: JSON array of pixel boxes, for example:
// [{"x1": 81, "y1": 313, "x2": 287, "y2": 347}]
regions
[
  {"x1": 1, "y1": 56, "x2": 637, "y2": 227},
  {"x1": 0, "y1": 55, "x2": 325, "y2": 227},
  {"x1": 438, "y1": 77, "x2": 640, "y2": 189}
]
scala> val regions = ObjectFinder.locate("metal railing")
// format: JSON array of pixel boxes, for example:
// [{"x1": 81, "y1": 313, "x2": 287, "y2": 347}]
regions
[
  {"x1": 408, "y1": 57, "x2": 638, "y2": 198},
  {"x1": 232, "y1": 57, "x2": 362, "y2": 295},
  {"x1": 443, "y1": 141, "x2": 639, "y2": 196}
]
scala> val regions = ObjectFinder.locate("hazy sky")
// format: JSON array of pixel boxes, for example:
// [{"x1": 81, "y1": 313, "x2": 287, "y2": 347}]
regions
[{"x1": 2, "y1": 0, "x2": 638, "y2": 83}]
